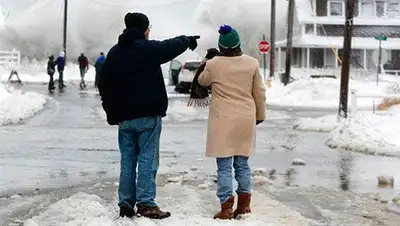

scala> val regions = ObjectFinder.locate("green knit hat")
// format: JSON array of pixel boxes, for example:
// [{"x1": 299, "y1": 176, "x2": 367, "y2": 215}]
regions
[{"x1": 218, "y1": 25, "x2": 241, "y2": 49}]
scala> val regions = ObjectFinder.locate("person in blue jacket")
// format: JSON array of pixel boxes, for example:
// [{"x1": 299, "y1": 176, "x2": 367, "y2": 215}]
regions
[
  {"x1": 98, "y1": 12, "x2": 200, "y2": 220},
  {"x1": 55, "y1": 51, "x2": 66, "y2": 88},
  {"x1": 94, "y1": 52, "x2": 105, "y2": 88}
]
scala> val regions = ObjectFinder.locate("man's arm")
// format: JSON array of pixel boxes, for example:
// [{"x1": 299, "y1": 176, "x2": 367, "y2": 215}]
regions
[{"x1": 147, "y1": 36, "x2": 191, "y2": 65}]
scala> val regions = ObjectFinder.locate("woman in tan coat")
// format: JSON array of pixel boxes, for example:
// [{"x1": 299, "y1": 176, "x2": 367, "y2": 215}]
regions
[{"x1": 198, "y1": 25, "x2": 266, "y2": 220}]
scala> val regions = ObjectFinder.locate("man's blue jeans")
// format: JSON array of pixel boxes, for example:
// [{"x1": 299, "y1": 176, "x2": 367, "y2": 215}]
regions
[
  {"x1": 118, "y1": 116, "x2": 161, "y2": 208},
  {"x1": 216, "y1": 156, "x2": 251, "y2": 204}
]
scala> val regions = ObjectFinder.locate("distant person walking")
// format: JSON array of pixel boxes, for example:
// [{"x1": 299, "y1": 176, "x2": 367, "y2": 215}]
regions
[
  {"x1": 47, "y1": 55, "x2": 56, "y2": 91},
  {"x1": 197, "y1": 25, "x2": 266, "y2": 220},
  {"x1": 56, "y1": 51, "x2": 66, "y2": 89},
  {"x1": 78, "y1": 53, "x2": 89, "y2": 88},
  {"x1": 98, "y1": 12, "x2": 200, "y2": 219},
  {"x1": 94, "y1": 52, "x2": 106, "y2": 88}
]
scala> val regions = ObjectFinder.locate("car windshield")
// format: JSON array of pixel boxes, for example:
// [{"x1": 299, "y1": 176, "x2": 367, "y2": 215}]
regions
[{"x1": 185, "y1": 62, "x2": 201, "y2": 70}]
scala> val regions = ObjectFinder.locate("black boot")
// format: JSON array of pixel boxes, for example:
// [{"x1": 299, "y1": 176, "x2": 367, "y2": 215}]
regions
[
  {"x1": 137, "y1": 205, "x2": 171, "y2": 219},
  {"x1": 119, "y1": 205, "x2": 135, "y2": 218}
]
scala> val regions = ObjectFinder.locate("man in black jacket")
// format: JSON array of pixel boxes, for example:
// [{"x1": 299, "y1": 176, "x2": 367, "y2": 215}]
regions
[{"x1": 98, "y1": 12, "x2": 200, "y2": 219}]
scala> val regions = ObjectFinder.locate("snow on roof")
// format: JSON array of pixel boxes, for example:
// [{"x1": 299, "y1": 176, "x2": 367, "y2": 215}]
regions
[
  {"x1": 0, "y1": 5, "x2": 5, "y2": 31},
  {"x1": 295, "y1": 0, "x2": 314, "y2": 23},
  {"x1": 295, "y1": 0, "x2": 400, "y2": 26},
  {"x1": 276, "y1": 35, "x2": 400, "y2": 49}
]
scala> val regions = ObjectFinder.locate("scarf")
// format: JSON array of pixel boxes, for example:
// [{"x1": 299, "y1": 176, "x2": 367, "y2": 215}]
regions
[{"x1": 187, "y1": 62, "x2": 211, "y2": 107}]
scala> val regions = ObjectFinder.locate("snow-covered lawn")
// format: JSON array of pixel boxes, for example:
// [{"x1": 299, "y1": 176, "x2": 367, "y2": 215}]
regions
[
  {"x1": 24, "y1": 184, "x2": 309, "y2": 226},
  {"x1": 0, "y1": 84, "x2": 48, "y2": 125},
  {"x1": 266, "y1": 77, "x2": 393, "y2": 109},
  {"x1": 294, "y1": 108, "x2": 400, "y2": 157},
  {"x1": 327, "y1": 112, "x2": 400, "y2": 157}
]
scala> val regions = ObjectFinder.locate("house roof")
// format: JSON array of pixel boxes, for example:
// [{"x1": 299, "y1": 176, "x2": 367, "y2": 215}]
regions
[
  {"x1": 295, "y1": 0, "x2": 400, "y2": 26},
  {"x1": 276, "y1": 35, "x2": 400, "y2": 49}
]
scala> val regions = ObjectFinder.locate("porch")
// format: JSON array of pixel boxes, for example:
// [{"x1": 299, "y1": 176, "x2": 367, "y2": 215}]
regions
[{"x1": 275, "y1": 36, "x2": 400, "y2": 73}]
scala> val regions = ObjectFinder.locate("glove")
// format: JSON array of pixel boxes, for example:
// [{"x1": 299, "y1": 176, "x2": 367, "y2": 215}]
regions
[
  {"x1": 256, "y1": 120, "x2": 264, "y2": 125},
  {"x1": 188, "y1": 35, "x2": 200, "y2": 51}
]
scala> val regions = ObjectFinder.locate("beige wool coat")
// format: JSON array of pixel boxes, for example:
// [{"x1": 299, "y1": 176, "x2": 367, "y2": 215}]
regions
[{"x1": 198, "y1": 54, "x2": 266, "y2": 158}]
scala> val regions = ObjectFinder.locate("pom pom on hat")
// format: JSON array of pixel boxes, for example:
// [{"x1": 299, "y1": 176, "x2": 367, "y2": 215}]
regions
[
  {"x1": 218, "y1": 24, "x2": 241, "y2": 49},
  {"x1": 218, "y1": 25, "x2": 232, "y2": 34}
]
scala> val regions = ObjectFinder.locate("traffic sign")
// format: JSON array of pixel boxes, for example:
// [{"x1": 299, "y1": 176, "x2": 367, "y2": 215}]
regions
[
  {"x1": 258, "y1": 40, "x2": 270, "y2": 54},
  {"x1": 372, "y1": 49, "x2": 389, "y2": 66},
  {"x1": 375, "y1": 36, "x2": 388, "y2": 41}
]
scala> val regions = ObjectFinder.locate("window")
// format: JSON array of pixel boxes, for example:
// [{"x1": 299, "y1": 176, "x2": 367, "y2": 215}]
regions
[
  {"x1": 328, "y1": 1, "x2": 344, "y2": 16},
  {"x1": 376, "y1": 1, "x2": 386, "y2": 17},
  {"x1": 360, "y1": 1, "x2": 375, "y2": 16},
  {"x1": 305, "y1": 24, "x2": 314, "y2": 34},
  {"x1": 387, "y1": 2, "x2": 400, "y2": 17}
]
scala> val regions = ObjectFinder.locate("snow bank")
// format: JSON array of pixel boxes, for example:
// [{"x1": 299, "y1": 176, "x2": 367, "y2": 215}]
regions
[
  {"x1": 327, "y1": 112, "x2": 400, "y2": 157},
  {"x1": 293, "y1": 114, "x2": 340, "y2": 132},
  {"x1": 25, "y1": 185, "x2": 309, "y2": 225},
  {"x1": 267, "y1": 77, "x2": 391, "y2": 109},
  {"x1": 0, "y1": 84, "x2": 48, "y2": 125}
]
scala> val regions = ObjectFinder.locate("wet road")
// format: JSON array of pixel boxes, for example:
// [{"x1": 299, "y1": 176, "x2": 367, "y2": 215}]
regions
[{"x1": 1, "y1": 83, "x2": 400, "y2": 224}]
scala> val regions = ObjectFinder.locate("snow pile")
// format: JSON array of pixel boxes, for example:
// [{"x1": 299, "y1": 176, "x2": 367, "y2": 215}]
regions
[
  {"x1": 0, "y1": 84, "x2": 48, "y2": 125},
  {"x1": 25, "y1": 185, "x2": 310, "y2": 225},
  {"x1": 293, "y1": 114, "x2": 340, "y2": 132},
  {"x1": 327, "y1": 112, "x2": 400, "y2": 157},
  {"x1": 24, "y1": 192, "x2": 114, "y2": 226},
  {"x1": 267, "y1": 78, "x2": 390, "y2": 109}
]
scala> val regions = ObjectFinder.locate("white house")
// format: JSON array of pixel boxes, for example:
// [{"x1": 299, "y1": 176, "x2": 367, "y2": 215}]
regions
[{"x1": 276, "y1": 0, "x2": 400, "y2": 72}]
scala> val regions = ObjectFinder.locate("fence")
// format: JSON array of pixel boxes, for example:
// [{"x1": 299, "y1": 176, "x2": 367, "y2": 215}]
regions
[
  {"x1": 0, "y1": 49, "x2": 21, "y2": 69},
  {"x1": 350, "y1": 90, "x2": 400, "y2": 115}
]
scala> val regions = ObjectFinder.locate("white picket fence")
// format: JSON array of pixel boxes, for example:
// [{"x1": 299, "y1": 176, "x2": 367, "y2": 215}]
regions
[
  {"x1": 0, "y1": 49, "x2": 21, "y2": 69},
  {"x1": 350, "y1": 90, "x2": 400, "y2": 114}
]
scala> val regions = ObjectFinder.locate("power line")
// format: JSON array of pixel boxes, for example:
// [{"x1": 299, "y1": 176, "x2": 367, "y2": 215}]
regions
[{"x1": 86, "y1": 0, "x2": 196, "y2": 9}]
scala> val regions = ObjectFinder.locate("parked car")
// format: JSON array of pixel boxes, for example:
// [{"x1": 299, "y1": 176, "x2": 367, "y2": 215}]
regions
[
  {"x1": 169, "y1": 59, "x2": 202, "y2": 93},
  {"x1": 168, "y1": 60, "x2": 182, "y2": 86}
]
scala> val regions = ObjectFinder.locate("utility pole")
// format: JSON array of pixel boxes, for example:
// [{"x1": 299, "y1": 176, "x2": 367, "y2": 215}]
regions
[
  {"x1": 338, "y1": 0, "x2": 356, "y2": 119},
  {"x1": 269, "y1": 0, "x2": 276, "y2": 79},
  {"x1": 63, "y1": 0, "x2": 68, "y2": 59},
  {"x1": 284, "y1": 0, "x2": 295, "y2": 86}
]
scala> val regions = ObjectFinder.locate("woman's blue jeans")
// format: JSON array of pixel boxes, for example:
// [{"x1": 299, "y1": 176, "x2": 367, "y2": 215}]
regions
[{"x1": 216, "y1": 156, "x2": 251, "y2": 204}]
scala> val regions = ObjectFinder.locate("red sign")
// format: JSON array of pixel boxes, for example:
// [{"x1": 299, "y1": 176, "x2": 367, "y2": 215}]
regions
[{"x1": 258, "y1": 40, "x2": 270, "y2": 54}]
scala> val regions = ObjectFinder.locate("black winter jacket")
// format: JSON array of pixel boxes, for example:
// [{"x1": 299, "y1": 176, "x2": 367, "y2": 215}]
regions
[{"x1": 99, "y1": 28, "x2": 191, "y2": 125}]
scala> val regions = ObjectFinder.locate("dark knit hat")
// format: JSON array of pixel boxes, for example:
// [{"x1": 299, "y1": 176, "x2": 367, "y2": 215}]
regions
[
  {"x1": 124, "y1": 12, "x2": 150, "y2": 32},
  {"x1": 218, "y1": 25, "x2": 241, "y2": 49},
  {"x1": 205, "y1": 48, "x2": 219, "y2": 59}
]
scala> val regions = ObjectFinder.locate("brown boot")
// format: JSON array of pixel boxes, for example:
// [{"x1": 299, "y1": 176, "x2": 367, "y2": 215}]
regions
[
  {"x1": 234, "y1": 193, "x2": 251, "y2": 218},
  {"x1": 136, "y1": 205, "x2": 171, "y2": 219},
  {"x1": 213, "y1": 196, "x2": 234, "y2": 220}
]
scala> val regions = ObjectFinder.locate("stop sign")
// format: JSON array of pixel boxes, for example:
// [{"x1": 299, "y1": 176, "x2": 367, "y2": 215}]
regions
[{"x1": 258, "y1": 40, "x2": 270, "y2": 54}]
